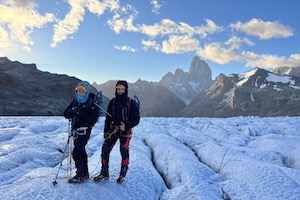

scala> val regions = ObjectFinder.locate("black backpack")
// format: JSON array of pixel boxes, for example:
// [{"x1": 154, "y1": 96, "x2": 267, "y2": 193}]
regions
[{"x1": 88, "y1": 91, "x2": 103, "y2": 117}]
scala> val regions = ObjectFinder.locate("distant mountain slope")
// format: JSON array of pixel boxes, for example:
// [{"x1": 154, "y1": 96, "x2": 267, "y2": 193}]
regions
[
  {"x1": 3, "y1": 56, "x2": 300, "y2": 117},
  {"x1": 0, "y1": 57, "x2": 106, "y2": 115},
  {"x1": 181, "y1": 68, "x2": 300, "y2": 117},
  {"x1": 140, "y1": 85, "x2": 186, "y2": 117},
  {"x1": 93, "y1": 79, "x2": 184, "y2": 117}
]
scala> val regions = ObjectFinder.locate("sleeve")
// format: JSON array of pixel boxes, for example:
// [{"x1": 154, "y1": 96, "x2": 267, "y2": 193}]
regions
[
  {"x1": 63, "y1": 100, "x2": 75, "y2": 119},
  {"x1": 104, "y1": 99, "x2": 114, "y2": 133},
  {"x1": 126, "y1": 99, "x2": 140, "y2": 130}
]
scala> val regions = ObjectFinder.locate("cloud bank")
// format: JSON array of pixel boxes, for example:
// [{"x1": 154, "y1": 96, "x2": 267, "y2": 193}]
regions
[{"x1": 0, "y1": 0, "x2": 299, "y2": 69}]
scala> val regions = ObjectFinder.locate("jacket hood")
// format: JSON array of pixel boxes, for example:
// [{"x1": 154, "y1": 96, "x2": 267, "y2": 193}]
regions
[{"x1": 75, "y1": 81, "x2": 90, "y2": 103}]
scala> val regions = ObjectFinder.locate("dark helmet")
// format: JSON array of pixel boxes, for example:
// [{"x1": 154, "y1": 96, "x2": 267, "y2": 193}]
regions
[
  {"x1": 115, "y1": 80, "x2": 128, "y2": 90},
  {"x1": 115, "y1": 80, "x2": 128, "y2": 98}
]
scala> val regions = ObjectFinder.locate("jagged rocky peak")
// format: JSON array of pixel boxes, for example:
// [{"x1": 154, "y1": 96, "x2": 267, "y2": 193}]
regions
[
  {"x1": 160, "y1": 69, "x2": 188, "y2": 84},
  {"x1": 158, "y1": 56, "x2": 213, "y2": 104},
  {"x1": 173, "y1": 68, "x2": 189, "y2": 83},
  {"x1": 211, "y1": 73, "x2": 233, "y2": 89},
  {"x1": 160, "y1": 55, "x2": 212, "y2": 85},
  {"x1": 134, "y1": 78, "x2": 156, "y2": 85},
  {"x1": 189, "y1": 55, "x2": 212, "y2": 82},
  {"x1": 204, "y1": 73, "x2": 237, "y2": 99}
]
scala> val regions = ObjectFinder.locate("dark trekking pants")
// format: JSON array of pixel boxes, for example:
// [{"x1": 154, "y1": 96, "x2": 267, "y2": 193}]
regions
[
  {"x1": 101, "y1": 130, "x2": 132, "y2": 177},
  {"x1": 72, "y1": 128, "x2": 91, "y2": 177}
]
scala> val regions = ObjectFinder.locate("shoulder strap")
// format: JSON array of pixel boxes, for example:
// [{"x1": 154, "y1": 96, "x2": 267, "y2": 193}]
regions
[
  {"x1": 72, "y1": 99, "x2": 77, "y2": 108},
  {"x1": 86, "y1": 98, "x2": 94, "y2": 111},
  {"x1": 127, "y1": 97, "x2": 132, "y2": 111}
]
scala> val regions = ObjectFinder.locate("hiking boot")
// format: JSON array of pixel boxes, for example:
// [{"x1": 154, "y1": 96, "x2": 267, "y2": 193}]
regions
[
  {"x1": 93, "y1": 174, "x2": 109, "y2": 182},
  {"x1": 116, "y1": 175, "x2": 125, "y2": 183},
  {"x1": 120, "y1": 166, "x2": 128, "y2": 177},
  {"x1": 116, "y1": 166, "x2": 128, "y2": 183},
  {"x1": 84, "y1": 173, "x2": 89, "y2": 179},
  {"x1": 68, "y1": 175, "x2": 85, "y2": 183}
]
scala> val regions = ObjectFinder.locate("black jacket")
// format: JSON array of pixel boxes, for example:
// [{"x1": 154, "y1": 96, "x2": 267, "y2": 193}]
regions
[
  {"x1": 104, "y1": 97, "x2": 140, "y2": 133},
  {"x1": 64, "y1": 97, "x2": 99, "y2": 130}
]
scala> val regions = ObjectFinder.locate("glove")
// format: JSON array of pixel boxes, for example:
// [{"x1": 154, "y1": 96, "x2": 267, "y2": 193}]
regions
[
  {"x1": 109, "y1": 124, "x2": 119, "y2": 132},
  {"x1": 72, "y1": 107, "x2": 80, "y2": 115},
  {"x1": 71, "y1": 130, "x2": 78, "y2": 137},
  {"x1": 103, "y1": 132, "x2": 108, "y2": 138},
  {"x1": 119, "y1": 122, "x2": 125, "y2": 131}
]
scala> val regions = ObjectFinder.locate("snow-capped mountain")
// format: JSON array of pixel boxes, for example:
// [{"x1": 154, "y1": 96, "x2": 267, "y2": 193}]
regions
[
  {"x1": 181, "y1": 68, "x2": 300, "y2": 117},
  {"x1": 2, "y1": 56, "x2": 300, "y2": 117}
]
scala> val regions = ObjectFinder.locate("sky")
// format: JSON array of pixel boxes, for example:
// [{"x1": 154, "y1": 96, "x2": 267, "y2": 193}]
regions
[
  {"x1": 0, "y1": 0, "x2": 300, "y2": 84},
  {"x1": 0, "y1": 116, "x2": 300, "y2": 199}
]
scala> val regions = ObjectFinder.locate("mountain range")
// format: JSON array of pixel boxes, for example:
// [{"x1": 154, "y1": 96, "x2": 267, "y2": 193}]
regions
[
  {"x1": 181, "y1": 68, "x2": 300, "y2": 117},
  {"x1": 0, "y1": 57, "x2": 102, "y2": 115},
  {"x1": 1, "y1": 56, "x2": 300, "y2": 117},
  {"x1": 92, "y1": 56, "x2": 212, "y2": 116}
]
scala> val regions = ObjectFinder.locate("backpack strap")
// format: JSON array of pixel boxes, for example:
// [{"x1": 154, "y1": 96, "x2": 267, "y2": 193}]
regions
[
  {"x1": 126, "y1": 97, "x2": 132, "y2": 115},
  {"x1": 111, "y1": 97, "x2": 132, "y2": 123}
]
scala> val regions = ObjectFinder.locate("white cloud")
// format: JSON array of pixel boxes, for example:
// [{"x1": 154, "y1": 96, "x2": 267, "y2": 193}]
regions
[
  {"x1": 107, "y1": 4, "x2": 139, "y2": 34},
  {"x1": 140, "y1": 18, "x2": 222, "y2": 38},
  {"x1": 142, "y1": 39, "x2": 160, "y2": 51},
  {"x1": 197, "y1": 43, "x2": 237, "y2": 64},
  {"x1": 150, "y1": 0, "x2": 162, "y2": 15},
  {"x1": 3, "y1": 0, "x2": 36, "y2": 8},
  {"x1": 113, "y1": 45, "x2": 137, "y2": 52},
  {"x1": 0, "y1": 3, "x2": 55, "y2": 52},
  {"x1": 161, "y1": 35, "x2": 199, "y2": 54},
  {"x1": 239, "y1": 51, "x2": 300, "y2": 69},
  {"x1": 288, "y1": 54, "x2": 300, "y2": 67},
  {"x1": 22, "y1": 45, "x2": 31, "y2": 53},
  {"x1": 0, "y1": 0, "x2": 298, "y2": 72},
  {"x1": 231, "y1": 18, "x2": 294, "y2": 40},
  {"x1": 225, "y1": 36, "x2": 255, "y2": 50},
  {"x1": 196, "y1": 42, "x2": 300, "y2": 69},
  {"x1": 194, "y1": 19, "x2": 224, "y2": 38},
  {"x1": 86, "y1": 0, "x2": 120, "y2": 15},
  {"x1": 51, "y1": 0, "x2": 120, "y2": 47},
  {"x1": 0, "y1": 27, "x2": 10, "y2": 49},
  {"x1": 51, "y1": 0, "x2": 86, "y2": 47}
]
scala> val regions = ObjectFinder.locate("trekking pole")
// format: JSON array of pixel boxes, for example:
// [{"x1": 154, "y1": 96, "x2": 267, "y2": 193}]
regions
[
  {"x1": 52, "y1": 119, "x2": 72, "y2": 186},
  {"x1": 92, "y1": 101, "x2": 112, "y2": 117},
  {"x1": 104, "y1": 126, "x2": 119, "y2": 140},
  {"x1": 67, "y1": 131, "x2": 74, "y2": 179},
  {"x1": 88, "y1": 91, "x2": 112, "y2": 118}
]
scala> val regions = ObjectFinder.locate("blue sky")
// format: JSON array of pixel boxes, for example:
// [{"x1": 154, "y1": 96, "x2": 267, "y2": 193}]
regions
[{"x1": 0, "y1": 0, "x2": 299, "y2": 84}]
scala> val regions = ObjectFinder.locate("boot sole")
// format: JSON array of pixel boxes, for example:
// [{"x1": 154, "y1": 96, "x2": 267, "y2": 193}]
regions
[
  {"x1": 68, "y1": 179, "x2": 84, "y2": 184},
  {"x1": 116, "y1": 177, "x2": 125, "y2": 183},
  {"x1": 93, "y1": 177, "x2": 109, "y2": 182}
]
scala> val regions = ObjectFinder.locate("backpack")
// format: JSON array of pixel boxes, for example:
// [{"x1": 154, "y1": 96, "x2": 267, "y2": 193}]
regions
[
  {"x1": 112, "y1": 95, "x2": 140, "y2": 116},
  {"x1": 88, "y1": 91, "x2": 103, "y2": 117},
  {"x1": 111, "y1": 95, "x2": 140, "y2": 126}
]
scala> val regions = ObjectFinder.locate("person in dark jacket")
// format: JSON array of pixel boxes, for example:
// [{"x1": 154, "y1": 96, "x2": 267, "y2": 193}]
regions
[
  {"x1": 64, "y1": 81, "x2": 99, "y2": 183},
  {"x1": 94, "y1": 80, "x2": 140, "y2": 183}
]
